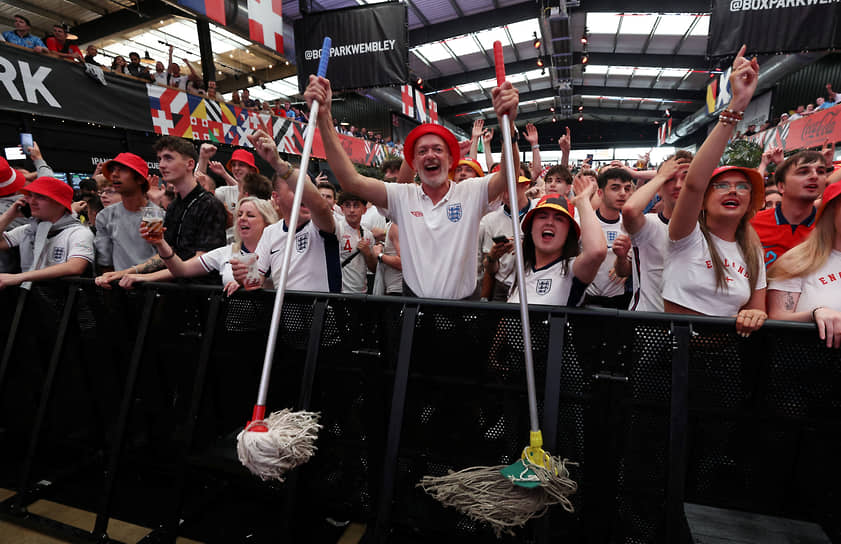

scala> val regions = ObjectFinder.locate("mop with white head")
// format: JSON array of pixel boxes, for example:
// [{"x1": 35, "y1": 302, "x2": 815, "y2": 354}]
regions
[{"x1": 236, "y1": 409, "x2": 322, "y2": 481}]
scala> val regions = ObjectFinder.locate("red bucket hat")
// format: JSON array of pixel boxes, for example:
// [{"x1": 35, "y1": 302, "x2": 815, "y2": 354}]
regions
[
  {"x1": 22, "y1": 177, "x2": 73, "y2": 211},
  {"x1": 403, "y1": 124, "x2": 460, "y2": 174},
  {"x1": 103, "y1": 152, "x2": 149, "y2": 181},
  {"x1": 0, "y1": 158, "x2": 25, "y2": 198},
  {"x1": 521, "y1": 193, "x2": 580, "y2": 240},
  {"x1": 710, "y1": 165, "x2": 765, "y2": 211},
  {"x1": 816, "y1": 180, "x2": 841, "y2": 223},
  {"x1": 227, "y1": 149, "x2": 257, "y2": 172},
  {"x1": 451, "y1": 157, "x2": 484, "y2": 179}
]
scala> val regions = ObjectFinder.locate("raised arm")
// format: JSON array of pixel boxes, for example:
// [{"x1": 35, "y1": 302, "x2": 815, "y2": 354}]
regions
[
  {"x1": 486, "y1": 81, "x2": 521, "y2": 203},
  {"x1": 482, "y1": 128, "x2": 494, "y2": 168},
  {"x1": 247, "y1": 128, "x2": 335, "y2": 233},
  {"x1": 468, "y1": 119, "x2": 484, "y2": 160},
  {"x1": 670, "y1": 45, "x2": 758, "y2": 242},
  {"x1": 571, "y1": 177, "x2": 608, "y2": 283},
  {"x1": 622, "y1": 157, "x2": 687, "y2": 235},
  {"x1": 558, "y1": 126, "x2": 571, "y2": 170},
  {"x1": 523, "y1": 123, "x2": 541, "y2": 180},
  {"x1": 304, "y1": 75, "x2": 388, "y2": 208},
  {"x1": 196, "y1": 143, "x2": 216, "y2": 175}
]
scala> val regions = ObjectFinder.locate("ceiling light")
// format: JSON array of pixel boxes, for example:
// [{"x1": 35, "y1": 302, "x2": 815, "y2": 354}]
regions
[
  {"x1": 580, "y1": 29, "x2": 589, "y2": 45},
  {"x1": 252, "y1": 66, "x2": 256, "y2": 71},
  {"x1": 140, "y1": 51, "x2": 156, "y2": 66},
  {"x1": 578, "y1": 105, "x2": 583, "y2": 112},
  {"x1": 552, "y1": 116, "x2": 557, "y2": 123},
  {"x1": 550, "y1": 106, "x2": 555, "y2": 112},
  {"x1": 664, "y1": 108, "x2": 671, "y2": 117},
  {"x1": 581, "y1": 55, "x2": 588, "y2": 64},
  {"x1": 417, "y1": 77, "x2": 423, "y2": 86},
  {"x1": 246, "y1": 49, "x2": 250, "y2": 53},
  {"x1": 536, "y1": 57, "x2": 544, "y2": 67},
  {"x1": 268, "y1": 64, "x2": 273, "y2": 68},
  {"x1": 578, "y1": 115, "x2": 584, "y2": 122},
  {"x1": 533, "y1": 32, "x2": 541, "y2": 49},
  {"x1": 217, "y1": 71, "x2": 222, "y2": 75},
  {"x1": 285, "y1": 60, "x2": 289, "y2": 65}
]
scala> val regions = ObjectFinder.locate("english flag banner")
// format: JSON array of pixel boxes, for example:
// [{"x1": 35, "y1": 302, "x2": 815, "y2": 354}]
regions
[{"x1": 400, "y1": 84, "x2": 414, "y2": 118}]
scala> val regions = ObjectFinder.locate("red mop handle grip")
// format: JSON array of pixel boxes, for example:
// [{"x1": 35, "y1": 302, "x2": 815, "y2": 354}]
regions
[{"x1": 493, "y1": 41, "x2": 505, "y2": 86}]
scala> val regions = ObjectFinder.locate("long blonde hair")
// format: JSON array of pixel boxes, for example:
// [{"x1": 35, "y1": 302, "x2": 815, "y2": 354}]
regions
[
  {"x1": 699, "y1": 174, "x2": 762, "y2": 292},
  {"x1": 232, "y1": 196, "x2": 278, "y2": 253},
  {"x1": 768, "y1": 198, "x2": 840, "y2": 281}
]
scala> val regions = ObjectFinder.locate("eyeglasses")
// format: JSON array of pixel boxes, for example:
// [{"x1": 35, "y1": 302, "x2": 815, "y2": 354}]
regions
[
  {"x1": 99, "y1": 189, "x2": 117, "y2": 195},
  {"x1": 711, "y1": 181, "x2": 751, "y2": 194}
]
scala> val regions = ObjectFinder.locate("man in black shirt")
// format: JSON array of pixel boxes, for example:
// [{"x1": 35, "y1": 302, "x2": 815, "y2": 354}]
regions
[
  {"x1": 84, "y1": 45, "x2": 101, "y2": 66},
  {"x1": 127, "y1": 52, "x2": 153, "y2": 81},
  {"x1": 95, "y1": 137, "x2": 227, "y2": 288}
]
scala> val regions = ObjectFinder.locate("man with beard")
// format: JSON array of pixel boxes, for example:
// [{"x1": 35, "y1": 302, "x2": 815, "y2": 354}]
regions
[{"x1": 304, "y1": 74, "x2": 519, "y2": 299}]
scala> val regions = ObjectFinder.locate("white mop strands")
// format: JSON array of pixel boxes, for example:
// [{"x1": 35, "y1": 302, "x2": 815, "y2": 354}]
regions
[
  {"x1": 236, "y1": 409, "x2": 322, "y2": 481},
  {"x1": 418, "y1": 457, "x2": 577, "y2": 537}
]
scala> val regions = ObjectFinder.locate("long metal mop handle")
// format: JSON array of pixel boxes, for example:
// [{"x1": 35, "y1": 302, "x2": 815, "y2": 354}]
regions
[
  {"x1": 493, "y1": 41, "x2": 539, "y2": 434},
  {"x1": 255, "y1": 38, "x2": 332, "y2": 409}
]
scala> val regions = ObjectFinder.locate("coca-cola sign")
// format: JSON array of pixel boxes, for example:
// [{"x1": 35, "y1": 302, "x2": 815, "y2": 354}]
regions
[{"x1": 746, "y1": 105, "x2": 841, "y2": 152}]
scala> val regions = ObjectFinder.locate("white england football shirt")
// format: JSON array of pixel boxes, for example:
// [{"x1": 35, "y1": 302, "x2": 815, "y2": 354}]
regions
[
  {"x1": 629, "y1": 213, "x2": 669, "y2": 312},
  {"x1": 254, "y1": 219, "x2": 341, "y2": 292},
  {"x1": 768, "y1": 249, "x2": 841, "y2": 312}
]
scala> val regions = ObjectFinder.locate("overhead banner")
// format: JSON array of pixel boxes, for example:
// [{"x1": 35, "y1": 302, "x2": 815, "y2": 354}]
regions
[
  {"x1": 0, "y1": 43, "x2": 386, "y2": 166},
  {"x1": 708, "y1": 0, "x2": 841, "y2": 57},
  {"x1": 0, "y1": 44, "x2": 152, "y2": 132},
  {"x1": 745, "y1": 104, "x2": 841, "y2": 152},
  {"x1": 294, "y1": 3, "x2": 408, "y2": 92}
]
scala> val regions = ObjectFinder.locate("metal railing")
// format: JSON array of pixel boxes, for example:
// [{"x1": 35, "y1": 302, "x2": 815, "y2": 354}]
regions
[{"x1": 0, "y1": 279, "x2": 838, "y2": 543}]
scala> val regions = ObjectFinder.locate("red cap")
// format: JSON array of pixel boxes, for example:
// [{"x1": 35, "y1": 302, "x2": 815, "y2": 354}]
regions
[
  {"x1": 452, "y1": 157, "x2": 484, "y2": 179},
  {"x1": 521, "y1": 193, "x2": 580, "y2": 240},
  {"x1": 227, "y1": 149, "x2": 257, "y2": 172},
  {"x1": 403, "y1": 124, "x2": 460, "y2": 174},
  {"x1": 22, "y1": 177, "x2": 73, "y2": 211},
  {"x1": 103, "y1": 152, "x2": 148, "y2": 181},
  {"x1": 816, "y1": 180, "x2": 841, "y2": 223},
  {"x1": 710, "y1": 165, "x2": 765, "y2": 211},
  {"x1": 0, "y1": 158, "x2": 24, "y2": 198}
]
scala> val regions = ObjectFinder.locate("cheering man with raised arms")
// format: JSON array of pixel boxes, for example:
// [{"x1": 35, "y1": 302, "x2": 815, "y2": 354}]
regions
[{"x1": 304, "y1": 75, "x2": 520, "y2": 300}]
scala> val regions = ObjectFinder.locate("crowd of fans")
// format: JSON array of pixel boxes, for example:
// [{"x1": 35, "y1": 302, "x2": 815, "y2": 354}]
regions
[
  {"x1": 1, "y1": 41, "x2": 841, "y2": 345},
  {"x1": 735, "y1": 82, "x2": 841, "y2": 139}
]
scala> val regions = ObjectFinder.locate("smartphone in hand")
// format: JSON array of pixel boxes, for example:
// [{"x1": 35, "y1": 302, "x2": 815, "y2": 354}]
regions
[
  {"x1": 492, "y1": 235, "x2": 509, "y2": 244},
  {"x1": 20, "y1": 133, "x2": 33, "y2": 156}
]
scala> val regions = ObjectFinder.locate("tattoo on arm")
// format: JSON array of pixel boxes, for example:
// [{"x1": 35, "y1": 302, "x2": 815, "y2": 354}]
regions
[
  {"x1": 784, "y1": 292, "x2": 796, "y2": 311},
  {"x1": 136, "y1": 255, "x2": 164, "y2": 274}
]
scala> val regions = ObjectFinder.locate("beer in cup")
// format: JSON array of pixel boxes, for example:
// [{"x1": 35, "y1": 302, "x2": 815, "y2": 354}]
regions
[{"x1": 141, "y1": 205, "x2": 165, "y2": 242}]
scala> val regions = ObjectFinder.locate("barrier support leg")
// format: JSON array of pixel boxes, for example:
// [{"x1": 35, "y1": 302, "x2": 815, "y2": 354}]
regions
[
  {"x1": 0, "y1": 287, "x2": 28, "y2": 394},
  {"x1": 10, "y1": 285, "x2": 77, "y2": 511},
  {"x1": 373, "y1": 304, "x2": 419, "y2": 543},
  {"x1": 92, "y1": 288, "x2": 157, "y2": 539},
  {"x1": 665, "y1": 322, "x2": 691, "y2": 543}
]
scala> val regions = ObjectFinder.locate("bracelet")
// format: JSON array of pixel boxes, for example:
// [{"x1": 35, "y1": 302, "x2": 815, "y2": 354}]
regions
[
  {"x1": 133, "y1": 266, "x2": 139, "y2": 274},
  {"x1": 278, "y1": 159, "x2": 293, "y2": 180},
  {"x1": 161, "y1": 250, "x2": 175, "y2": 260},
  {"x1": 718, "y1": 108, "x2": 744, "y2": 126},
  {"x1": 812, "y1": 306, "x2": 826, "y2": 322},
  {"x1": 531, "y1": 144, "x2": 540, "y2": 150}
]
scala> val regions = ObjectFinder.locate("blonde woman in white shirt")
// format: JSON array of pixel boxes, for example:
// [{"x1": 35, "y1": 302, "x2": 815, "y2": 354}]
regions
[
  {"x1": 768, "y1": 181, "x2": 841, "y2": 347},
  {"x1": 662, "y1": 45, "x2": 767, "y2": 337},
  {"x1": 141, "y1": 196, "x2": 278, "y2": 295}
]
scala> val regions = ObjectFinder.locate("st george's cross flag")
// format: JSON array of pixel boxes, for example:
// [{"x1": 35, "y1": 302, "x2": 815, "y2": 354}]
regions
[
  {"x1": 400, "y1": 84, "x2": 414, "y2": 118},
  {"x1": 248, "y1": 0, "x2": 284, "y2": 54}
]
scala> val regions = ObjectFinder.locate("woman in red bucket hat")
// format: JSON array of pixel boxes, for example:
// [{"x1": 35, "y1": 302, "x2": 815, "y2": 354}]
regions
[
  {"x1": 768, "y1": 180, "x2": 841, "y2": 347},
  {"x1": 0, "y1": 177, "x2": 94, "y2": 288},
  {"x1": 662, "y1": 45, "x2": 767, "y2": 337}
]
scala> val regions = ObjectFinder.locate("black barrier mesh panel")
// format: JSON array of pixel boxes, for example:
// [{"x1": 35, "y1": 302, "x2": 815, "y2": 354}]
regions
[
  {"x1": 3, "y1": 283, "x2": 841, "y2": 544},
  {"x1": 386, "y1": 304, "x2": 552, "y2": 543}
]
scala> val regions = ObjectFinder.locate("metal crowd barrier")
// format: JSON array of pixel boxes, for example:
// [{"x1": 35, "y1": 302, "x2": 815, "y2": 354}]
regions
[{"x1": 0, "y1": 279, "x2": 839, "y2": 543}]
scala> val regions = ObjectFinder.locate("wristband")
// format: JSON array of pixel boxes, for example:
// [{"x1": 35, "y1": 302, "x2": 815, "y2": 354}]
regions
[
  {"x1": 812, "y1": 306, "x2": 826, "y2": 322},
  {"x1": 278, "y1": 159, "x2": 294, "y2": 180},
  {"x1": 161, "y1": 250, "x2": 175, "y2": 260},
  {"x1": 531, "y1": 144, "x2": 540, "y2": 150}
]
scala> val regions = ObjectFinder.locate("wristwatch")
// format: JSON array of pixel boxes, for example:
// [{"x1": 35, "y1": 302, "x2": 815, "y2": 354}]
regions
[{"x1": 377, "y1": 253, "x2": 384, "y2": 263}]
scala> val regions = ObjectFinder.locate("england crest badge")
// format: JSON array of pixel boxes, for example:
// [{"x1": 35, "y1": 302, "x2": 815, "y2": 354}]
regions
[
  {"x1": 447, "y1": 203, "x2": 463, "y2": 223},
  {"x1": 296, "y1": 232, "x2": 308, "y2": 253},
  {"x1": 52, "y1": 247, "x2": 66, "y2": 262},
  {"x1": 536, "y1": 278, "x2": 552, "y2": 295}
]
